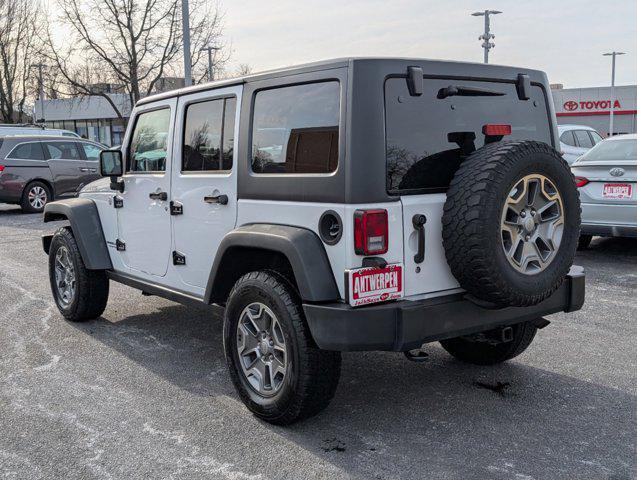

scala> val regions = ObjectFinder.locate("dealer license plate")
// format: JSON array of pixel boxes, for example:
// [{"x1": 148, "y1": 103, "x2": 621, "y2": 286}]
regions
[
  {"x1": 603, "y1": 183, "x2": 632, "y2": 200},
  {"x1": 346, "y1": 264, "x2": 403, "y2": 307}
]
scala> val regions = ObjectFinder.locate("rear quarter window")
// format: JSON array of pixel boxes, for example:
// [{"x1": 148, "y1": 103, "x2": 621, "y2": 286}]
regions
[
  {"x1": 385, "y1": 77, "x2": 552, "y2": 194},
  {"x1": 8, "y1": 142, "x2": 45, "y2": 160},
  {"x1": 251, "y1": 81, "x2": 340, "y2": 174}
]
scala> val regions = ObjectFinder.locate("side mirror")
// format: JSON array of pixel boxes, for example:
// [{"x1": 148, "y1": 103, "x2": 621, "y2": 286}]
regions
[{"x1": 100, "y1": 149, "x2": 124, "y2": 192}]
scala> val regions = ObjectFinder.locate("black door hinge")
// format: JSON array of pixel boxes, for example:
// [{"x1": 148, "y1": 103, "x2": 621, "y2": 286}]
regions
[
  {"x1": 113, "y1": 195, "x2": 124, "y2": 208},
  {"x1": 172, "y1": 251, "x2": 186, "y2": 265},
  {"x1": 170, "y1": 201, "x2": 183, "y2": 215},
  {"x1": 116, "y1": 239, "x2": 126, "y2": 251}
]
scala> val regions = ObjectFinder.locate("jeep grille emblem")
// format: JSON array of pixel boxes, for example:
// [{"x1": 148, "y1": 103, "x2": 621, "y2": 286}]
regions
[{"x1": 610, "y1": 168, "x2": 625, "y2": 177}]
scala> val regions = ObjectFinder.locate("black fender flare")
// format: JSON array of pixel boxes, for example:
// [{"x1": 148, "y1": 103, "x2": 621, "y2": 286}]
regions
[
  {"x1": 43, "y1": 198, "x2": 112, "y2": 270},
  {"x1": 204, "y1": 224, "x2": 340, "y2": 303}
]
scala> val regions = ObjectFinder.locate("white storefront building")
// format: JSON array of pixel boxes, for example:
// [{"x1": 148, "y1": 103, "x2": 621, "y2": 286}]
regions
[
  {"x1": 552, "y1": 84, "x2": 637, "y2": 136},
  {"x1": 34, "y1": 94, "x2": 132, "y2": 147}
]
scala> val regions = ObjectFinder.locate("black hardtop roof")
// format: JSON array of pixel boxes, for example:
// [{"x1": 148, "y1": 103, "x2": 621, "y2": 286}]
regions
[{"x1": 137, "y1": 57, "x2": 548, "y2": 107}]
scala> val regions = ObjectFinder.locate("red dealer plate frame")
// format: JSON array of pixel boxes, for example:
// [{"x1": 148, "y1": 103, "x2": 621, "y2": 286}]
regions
[
  {"x1": 603, "y1": 183, "x2": 632, "y2": 200},
  {"x1": 346, "y1": 263, "x2": 404, "y2": 307}
]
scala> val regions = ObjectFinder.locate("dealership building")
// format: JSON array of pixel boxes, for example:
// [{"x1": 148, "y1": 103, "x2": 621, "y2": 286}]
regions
[{"x1": 551, "y1": 84, "x2": 637, "y2": 136}]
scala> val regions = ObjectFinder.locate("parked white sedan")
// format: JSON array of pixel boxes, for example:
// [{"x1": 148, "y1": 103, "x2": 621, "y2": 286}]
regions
[
  {"x1": 571, "y1": 134, "x2": 637, "y2": 248},
  {"x1": 558, "y1": 124, "x2": 604, "y2": 165}
]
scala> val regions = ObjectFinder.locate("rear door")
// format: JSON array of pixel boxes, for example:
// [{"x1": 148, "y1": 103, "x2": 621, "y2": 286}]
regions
[
  {"x1": 43, "y1": 140, "x2": 87, "y2": 197},
  {"x1": 170, "y1": 87, "x2": 240, "y2": 290},
  {"x1": 385, "y1": 76, "x2": 554, "y2": 297}
]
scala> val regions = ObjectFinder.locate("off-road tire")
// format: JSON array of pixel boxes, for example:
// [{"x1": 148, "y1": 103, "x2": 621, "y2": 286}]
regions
[
  {"x1": 442, "y1": 141, "x2": 580, "y2": 307},
  {"x1": 48, "y1": 227, "x2": 109, "y2": 321},
  {"x1": 577, "y1": 234, "x2": 593, "y2": 250},
  {"x1": 440, "y1": 321, "x2": 538, "y2": 365},
  {"x1": 21, "y1": 180, "x2": 51, "y2": 213},
  {"x1": 223, "y1": 271, "x2": 341, "y2": 425}
]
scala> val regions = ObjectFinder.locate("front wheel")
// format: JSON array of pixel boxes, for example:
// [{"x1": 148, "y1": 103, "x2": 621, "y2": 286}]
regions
[
  {"x1": 48, "y1": 227, "x2": 109, "y2": 322},
  {"x1": 440, "y1": 321, "x2": 538, "y2": 365},
  {"x1": 223, "y1": 271, "x2": 341, "y2": 425}
]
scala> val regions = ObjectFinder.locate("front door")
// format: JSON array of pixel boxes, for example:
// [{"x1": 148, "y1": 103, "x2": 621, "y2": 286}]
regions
[
  {"x1": 117, "y1": 100, "x2": 176, "y2": 277},
  {"x1": 170, "y1": 87, "x2": 240, "y2": 290}
]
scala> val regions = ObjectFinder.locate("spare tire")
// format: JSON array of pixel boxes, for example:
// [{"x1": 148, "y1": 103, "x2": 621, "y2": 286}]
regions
[{"x1": 442, "y1": 141, "x2": 580, "y2": 307}]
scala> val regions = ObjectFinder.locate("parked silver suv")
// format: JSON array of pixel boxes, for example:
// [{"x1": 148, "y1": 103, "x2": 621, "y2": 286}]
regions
[{"x1": 0, "y1": 135, "x2": 104, "y2": 212}]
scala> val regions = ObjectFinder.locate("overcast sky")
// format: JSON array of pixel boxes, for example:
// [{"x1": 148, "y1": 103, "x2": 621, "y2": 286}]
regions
[{"x1": 223, "y1": 0, "x2": 637, "y2": 88}]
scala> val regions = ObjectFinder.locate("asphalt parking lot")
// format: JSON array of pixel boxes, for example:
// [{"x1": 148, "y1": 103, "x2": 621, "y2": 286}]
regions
[{"x1": 0, "y1": 203, "x2": 635, "y2": 480}]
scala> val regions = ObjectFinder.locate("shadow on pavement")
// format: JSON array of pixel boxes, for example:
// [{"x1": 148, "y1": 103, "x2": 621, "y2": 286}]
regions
[{"x1": 69, "y1": 299, "x2": 635, "y2": 480}]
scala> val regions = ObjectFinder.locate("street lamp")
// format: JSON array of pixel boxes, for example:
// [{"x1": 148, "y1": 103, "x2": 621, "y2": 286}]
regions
[
  {"x1": 603, "y1": 51, "x2": 626, "y2": 136},
  {"x1": 200, "y1": 45, "x2": 221, "y2": 82},
  {"x1": 29, "y1": 63, "x2": 47, "y2": 123},
  {"x1": 471, "y1": 10, "x2": 502, "y2": 64},
  {"x1": 182, "y1": 0, "x2": 192, "y2": 86}
]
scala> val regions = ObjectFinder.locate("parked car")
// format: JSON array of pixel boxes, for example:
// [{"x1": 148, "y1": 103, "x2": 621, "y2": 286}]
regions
[
  {"x1": 0, "y1": 124, "x2": 80, "y2": 138},
  {"x1": 42, "y1": 58, "x2": 584, "y2": 425},
  {"x1": 572, "y1": 134, "x2": 637, "y2": 248},
  {"x1": 0, "y1": 135, "x2": 104, "y2": 212},
  {"x1": 558, "y1": 124, "x2": 604, "y2": 164}
]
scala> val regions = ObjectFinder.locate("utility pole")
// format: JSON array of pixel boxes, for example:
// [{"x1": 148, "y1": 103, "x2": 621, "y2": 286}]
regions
[
  {"x1": 471, "y1": 10, "x2": 502, "y2": 64},
  {"x1": 30, "y1": 63, "x2": 46, "y2": 123},
  {"x1": 200, "y1": 45, "x2": 220, "y2": 82},
  {"x1": 182, "y1": 0, "x2": 192, "y2": 86},
  {"x1": 603, "y1": 51, "x2": 626, "y2": 136}
]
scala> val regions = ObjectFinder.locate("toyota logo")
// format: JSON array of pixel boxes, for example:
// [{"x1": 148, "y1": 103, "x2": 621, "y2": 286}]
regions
[
  {"x1": 563, "y1": 101, "x2": 578, "y2": 111},
  {"x1": 610, "y1": 168, "x2": 625, "y2": 177}
]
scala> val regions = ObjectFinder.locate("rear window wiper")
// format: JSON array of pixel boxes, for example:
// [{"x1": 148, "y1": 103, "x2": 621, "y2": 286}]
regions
[{"x1": 437, "y1": 85, "x2": 506, "y2": 99}]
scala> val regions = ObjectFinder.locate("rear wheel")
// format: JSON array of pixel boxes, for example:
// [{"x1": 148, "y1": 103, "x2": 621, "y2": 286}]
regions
[
  {"x1": 224, "y1": 271, "x2": 341, "y2": 425},
  {"x1": 440, "y1": 321, "x2": 538, "y2": 365},
  {"x1": 21, "y1": 181, "x2": 51, "y2": 213},
  {"x1": 48, "y1": 227, "x2": 109, "y2": 322}
]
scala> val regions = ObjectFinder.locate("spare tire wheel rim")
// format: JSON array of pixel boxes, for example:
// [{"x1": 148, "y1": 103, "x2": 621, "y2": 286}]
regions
[
  {"x1": 236, "y1": 302, "x2": 288, "y2": 397},
  {"x1": 500, "y1": 174, "x2": 565, "y2": 275}
]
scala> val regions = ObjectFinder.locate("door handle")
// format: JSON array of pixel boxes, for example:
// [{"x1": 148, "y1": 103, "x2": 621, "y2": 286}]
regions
[
  {"x1": 149, "y1": 191, "x2": 168, "y2": 201},
  {"x1": 79, "y1": 167, "x2": 89, "y2": 172},
  {"x1": 412, "y1": 214, "x2": 427, "y2": 264},
  {"x1": 203, "y1": 194, "x2": 228, "y2": 205},
  {"x1": 89, "y1": 168, "x2": 97, "y2": 173}
]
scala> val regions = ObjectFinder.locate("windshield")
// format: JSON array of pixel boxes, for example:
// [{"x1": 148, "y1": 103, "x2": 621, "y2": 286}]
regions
[{"x1": 578, "y1": 139, "x2": 637, "y2": 162}]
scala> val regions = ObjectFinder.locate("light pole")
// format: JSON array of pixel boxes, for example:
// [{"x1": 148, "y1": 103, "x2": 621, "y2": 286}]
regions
[
  {"x1": 30, "y1": 63, "x2": 47, "y2": 123},
  {"x1": 603, "y1": 51, "x2": 625, "y2": 136},
  {"x1": 182, "y1": 0, "x2": 192, "y2": 86},
  {"x1": 200, "y1": 45, "x2": 220, "y2": 82},
  {"x1": 471, "y1": 10, "x2": 502, "y2": 64}
]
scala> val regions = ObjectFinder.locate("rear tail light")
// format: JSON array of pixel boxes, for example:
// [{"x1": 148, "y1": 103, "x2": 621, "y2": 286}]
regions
[
  {"x1": 0, "y1": 165, "x2": 4, "y2": 172},
  {"x1": 574, "y1": 176, "x2": 589, "y2": 188},
  {"x1": 482, "y1": 124, "x2": 512, "y2": 136},
  {"x1": 354, "y1": 209, "x2": 388, "y2": 255}
]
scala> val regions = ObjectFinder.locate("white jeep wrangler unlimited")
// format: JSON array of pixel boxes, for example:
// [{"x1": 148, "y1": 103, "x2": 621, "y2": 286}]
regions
[{"x1": 43, "y1": 58, "x2": 585, "y2": 425}]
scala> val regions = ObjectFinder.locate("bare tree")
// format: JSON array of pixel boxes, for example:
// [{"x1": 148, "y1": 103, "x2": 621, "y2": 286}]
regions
[
  {"x1": 45, "y1": 0, "x2": 228, "y2": 117},
  {"x1": 0, "y1": 0, "x2": 43, "y2": 123}
]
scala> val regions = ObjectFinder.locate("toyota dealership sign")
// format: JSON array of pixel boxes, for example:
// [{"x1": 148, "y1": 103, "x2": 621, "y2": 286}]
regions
[
  {"x1": 562, "y1": 99, "x2": 622, "y2": 112},
  {"x1": 553, "y1": 85, "x2": 636, "y2": 117}
]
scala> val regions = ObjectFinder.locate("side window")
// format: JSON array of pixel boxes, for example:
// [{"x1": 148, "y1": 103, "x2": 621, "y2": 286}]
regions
[
  {"x1": 7, "y1": 142, "x2": 45, "y2": 160},
  {"x1": 44, "y1": 141, "x2": 82, "y2": 160},
  {"x1": 80, "y1": 143, "x2": 102, "y2": 161},
  {"x1": 574, "y1": 130, "x2": 593, "y2": 148},
  {"x1": 560, "y1": 131, "x2": 576, "y2": 147},
  {"x1": 182, "y1": 96, "x2": 236, "y2": 172},
  {"x1": 251, "y1": 82, "x2": 340, "y2": 174},
  {"x1": 589, "y1": 131, "x2": 603, "y2": 145},
  {"x1": 128, "y1": 108, "x2": 171, "y2": 172}
]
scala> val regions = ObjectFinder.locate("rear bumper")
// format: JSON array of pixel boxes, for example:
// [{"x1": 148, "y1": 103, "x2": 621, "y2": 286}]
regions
[
  {"x1": 303, "y1": 266, "x2": 585, "y2": 352},
  {"x1": 581, "y1": 223, "x2": 637, "y2": 238}
]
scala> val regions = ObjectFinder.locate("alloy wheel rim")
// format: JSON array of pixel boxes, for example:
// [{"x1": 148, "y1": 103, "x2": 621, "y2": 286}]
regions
[
  {"x1": 236, "y1": 302, "x2": 288, "y2": 397},
  {"x1": 28, "y1": 186, "x2": 47, "y2": 209},
  {"x1": 54, "y1": 246, "x2": 76, "y2": 307},
  {"x1": 500, "y1": 174, "x2": 565, "y2": 275}
]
